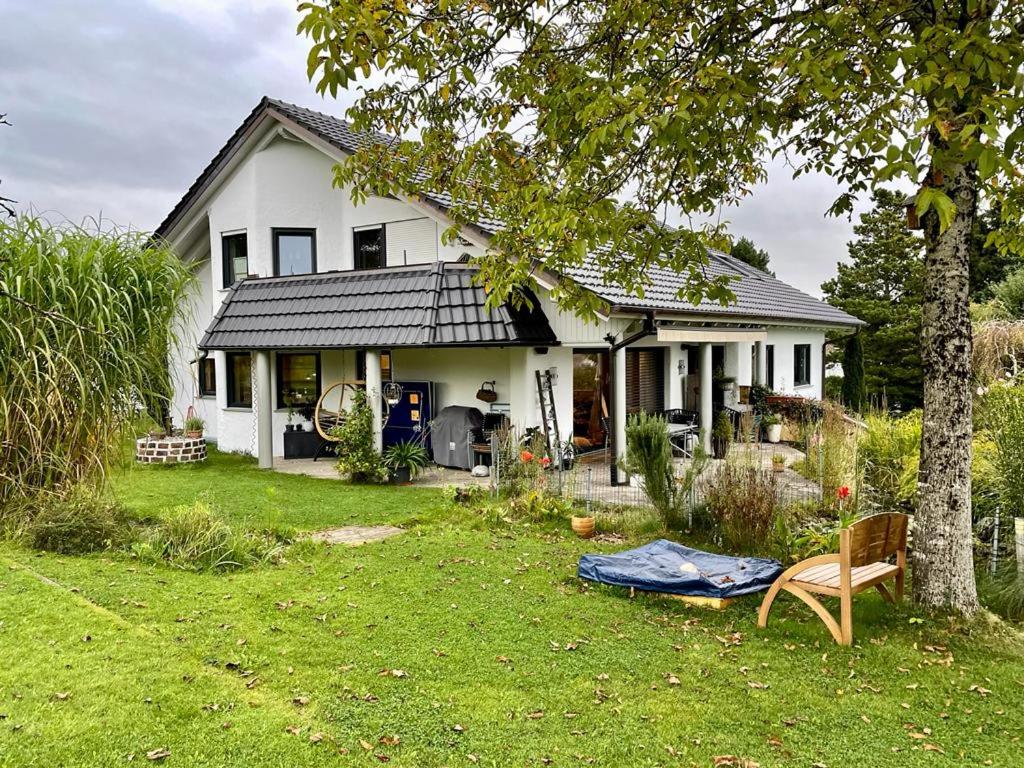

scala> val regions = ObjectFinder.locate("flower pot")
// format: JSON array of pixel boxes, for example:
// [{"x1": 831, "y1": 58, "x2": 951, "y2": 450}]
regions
[
  {"x1": 772, "y1": 461, "x2": 785, "y2": 474},
  {"x1": 766, "y1": 423, "x2": 782, "y2": 443},
  {"x1": 148, "y1": 430, "x2": 166, "y2": 440},
  {"x1": 391, "y1": 466, "x2": 412, "y2": 484},
  {"x1": 571, "y1": 516, "x2": 596, "y2": 539},
  {"x1": 186, "y1": 430, "x2": 203, "y2": 439}
]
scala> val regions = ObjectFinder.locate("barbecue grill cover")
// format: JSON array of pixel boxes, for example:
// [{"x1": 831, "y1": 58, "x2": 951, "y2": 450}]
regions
[{"x1": 430, "y1": 406, "x2": 484, "y2": 469}]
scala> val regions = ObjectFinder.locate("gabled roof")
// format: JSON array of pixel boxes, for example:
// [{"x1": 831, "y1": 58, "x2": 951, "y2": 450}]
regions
[
  {"x1": 159, "y1": 97, "x2": 862, "y2": 329},
  {"x1": 199, "y1": 262, "x2": 557, "y2": 350}
]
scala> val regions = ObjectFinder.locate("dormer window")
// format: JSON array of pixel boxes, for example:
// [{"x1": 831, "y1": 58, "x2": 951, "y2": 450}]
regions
[
  {"x1": 353, "y1": 225, "x2": 385, "y2": 270},
  {"x1": 273, "y1": 228, "x2": 317, "y2": 276}
]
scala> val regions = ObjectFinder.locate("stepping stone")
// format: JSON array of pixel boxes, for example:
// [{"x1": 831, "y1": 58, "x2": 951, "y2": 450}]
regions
[{"x1": 310, "y1": 525, "x2": 404, "y2": 546}]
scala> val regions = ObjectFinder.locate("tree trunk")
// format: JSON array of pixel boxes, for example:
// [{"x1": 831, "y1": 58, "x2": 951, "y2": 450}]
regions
[{"x1": 913, "y1": 161, "x2": 979, "y2": 615}]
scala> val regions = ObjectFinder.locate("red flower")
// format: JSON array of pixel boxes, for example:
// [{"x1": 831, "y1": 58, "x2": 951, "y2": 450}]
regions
[
  {"x1": 836, "y1": 486, "x2": 850, "y2": 500},
  {"x1": 520, "y1": 450, "x2": 534, "y2": 463},
  {"x1": 540, "y1": 456, "x2": 551, "y2": 467}
]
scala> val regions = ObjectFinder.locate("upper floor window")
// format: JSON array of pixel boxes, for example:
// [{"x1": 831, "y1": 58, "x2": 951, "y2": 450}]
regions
[
  {"x1": 198, "y1": 357, "x2": 216, "y2": 397},
  {"x1": 222, "y1": 232, "x2": 248, "y2": 286},
  {"x1": 353, "y1": 226, "x2": 385, "y2": 270},
  {"x1": 226, "y1": 352, "x2": 252, "y2": 408},
  {"x1": 793, "y1": 343, "x2": 811, "y2": 387},
  {"x1": 273, "y1": 228, "x2": 317, "y2": 276}
]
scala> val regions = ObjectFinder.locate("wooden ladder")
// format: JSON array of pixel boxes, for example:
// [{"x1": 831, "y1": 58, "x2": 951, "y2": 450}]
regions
[{"x1": 535, "y1": 369, "x2": 561, "y2": 465}]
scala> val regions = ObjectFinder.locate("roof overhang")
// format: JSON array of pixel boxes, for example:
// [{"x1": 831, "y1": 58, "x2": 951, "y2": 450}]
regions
[{"x1": 656, "y1": 326, "x2": 768, "y2": 343}]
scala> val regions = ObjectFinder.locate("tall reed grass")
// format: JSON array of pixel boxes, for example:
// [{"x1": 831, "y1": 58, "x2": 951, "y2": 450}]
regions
[{"x1": 0, "y1": 216, "x2": 192, "y2": 507}]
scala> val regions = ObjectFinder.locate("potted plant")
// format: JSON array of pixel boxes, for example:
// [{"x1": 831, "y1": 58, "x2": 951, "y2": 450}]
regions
[
  {"x1": 571, "y1": 513, "x2": 596, "y2": 539},
  {"x1": 763, "y1": 412, "x2": 783, "y2": 443},
  {"x1": 284, "y1": 395, "x2": 297, "y2": 432},
  {"x1": 184, "y1": 414, "x2": 205, "y2": 439},
  {"x1": 299, "y1": 403, "x2": 315, "y2": 432},
  {"x1": 383, "y1": 440, "x2": 430, "y2": 484},
  {"x1": 772, "y1": 453, "x2": 786, "y2": 473},
  {"x1": 711, "y1": 411, "x2": 732, "y2": 459}
]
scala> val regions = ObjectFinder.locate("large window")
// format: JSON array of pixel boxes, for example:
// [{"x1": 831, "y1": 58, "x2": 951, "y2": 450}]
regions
[
  {"x1": 353, "y1": 226, "x2": 385, "y2": 270},
  {"x1": 793, "y1": 343, "x2": 811, "y2": 387},
  {"x1": 226, "y1": 352, "x2": 252, "y2": 408},
  {"x1": 626, "y1": 348, "x2": 665, "y2": 414},
  {"x1": 198, "y1": 357, "x2": 216, "y2": 397},
  {"x1": 276, "y1": 353, "x2": 321, "y2": 410},
  {"x1": 766, "y1": 344, "x2": 775, "y2": 389},
  {"x1": 222, "y1": 232, "x2": 248, "y2": 286},
  {"x1": 273, "y1": 228, "x2": 317, "y2": 276}
]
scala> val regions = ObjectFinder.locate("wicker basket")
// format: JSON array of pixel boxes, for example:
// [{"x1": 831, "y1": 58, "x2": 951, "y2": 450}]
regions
[{"x1": 476, "y1": 380, "x2": 498, "y2": 403}]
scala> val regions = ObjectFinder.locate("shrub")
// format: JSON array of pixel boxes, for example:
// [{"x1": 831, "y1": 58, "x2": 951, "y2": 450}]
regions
[
  {"x1": 977, "y1": 565, "x2": 1024, "y2": 622},
  {"x1": 132, "y1": 500, "x2": 284, "y2": 571},
  {"x1": 704, "y1": 460, "x2": 780, "y2": 554},
  {"x1": 622, "y1": 412, "x2": 707, "y2": 529},
  {"x1": 859, "y1": 410, "x2": 921, "y2": 512},
  {"x1": 503, "y1": 489, "x2": 577, "y2": 522},
  {"x1": 979, "y1": 383, "x2": 1024, "y2": 519},
  {"x1": 331, "y1": 390, "x2": 387, "y2": 483},
  {"x1": 25, "y1": 488, "x2": 133, "y2": 554},
  {"x1": 495, "y1": 429, "x2": 548, "y2": 497}
]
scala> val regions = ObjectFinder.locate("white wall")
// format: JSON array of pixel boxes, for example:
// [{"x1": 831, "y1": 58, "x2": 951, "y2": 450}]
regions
[
  {"x1": 168, "y1": 127, "x2": 831, "y2": 459},
  {"x1": 765, "y1": 327, "x2": 826, "y2": 398}
]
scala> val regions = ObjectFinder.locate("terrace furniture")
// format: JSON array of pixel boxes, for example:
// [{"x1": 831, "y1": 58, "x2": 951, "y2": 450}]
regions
[
  {"x1": 312, "y1": 380, "x2": 364, "y2": 461},
  {"x1": 757, "y1": 512, "x2": 908, "y2": 646}
]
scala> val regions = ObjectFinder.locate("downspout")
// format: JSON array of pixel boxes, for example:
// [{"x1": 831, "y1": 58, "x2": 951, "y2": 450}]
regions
[{"x1": 606, "y1": 313, "x2": 656, "y2": 486}]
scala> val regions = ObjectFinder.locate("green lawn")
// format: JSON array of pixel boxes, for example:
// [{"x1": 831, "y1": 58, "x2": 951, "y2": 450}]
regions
[{"x1": 1, "y1": 450, "x2": 1022, "y2": 767}]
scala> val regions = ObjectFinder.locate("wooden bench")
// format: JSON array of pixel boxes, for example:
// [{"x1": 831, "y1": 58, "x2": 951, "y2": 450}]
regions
[{"x1": 757, "y1": 512, "x2": 908, "y2": 646}]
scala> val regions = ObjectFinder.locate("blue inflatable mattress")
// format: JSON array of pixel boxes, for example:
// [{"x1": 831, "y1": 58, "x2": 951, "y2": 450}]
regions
[{"x1": 578, "y1": 539, "x2": 783, "y2": 599}]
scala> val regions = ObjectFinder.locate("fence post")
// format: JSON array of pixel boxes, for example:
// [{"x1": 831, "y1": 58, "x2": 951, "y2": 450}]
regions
[
  {"x1": 1016, "y1": 517, "x2": 1024, "y2": 576},
  {"x1": 492, "y1": 431, "x2": 500, "y2": 499},
  {"x1": 991, "y1": 506, "x2": 1001, "y2": 576},
  {"x1": 585, "y1": 466, "x2": 592, "y2": 514}
]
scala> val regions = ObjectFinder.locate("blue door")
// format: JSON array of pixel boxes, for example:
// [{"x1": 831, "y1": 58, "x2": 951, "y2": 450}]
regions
[{"x1": 382, "y1": 381, "x2": 434, "y2": 450}]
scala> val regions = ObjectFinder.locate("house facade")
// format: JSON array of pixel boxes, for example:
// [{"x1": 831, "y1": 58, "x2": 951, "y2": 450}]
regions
[{"x1": 157, "y1": 98, "x2": 861, "y2": 475}]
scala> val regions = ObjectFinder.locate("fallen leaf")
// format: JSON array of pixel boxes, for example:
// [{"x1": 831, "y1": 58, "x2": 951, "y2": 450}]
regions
[
  {"x1": 360, "y1": 739, "x2": 374, "y2": 751},
  {"x1": 293, "y1": 696, "x2": 310, "y2": 707},
  {"x1": 145, "y1": 748, "x2": 171, "y2": 761},
  {"x1": 309, "y1": 732, "x2": 324, "y2": 744},
  {"x1": 713, "y1": 756, "x2": 760, "y2": 768},
  {"x1": 380, "y1": 736, "x2": 400, "y2": 746}
]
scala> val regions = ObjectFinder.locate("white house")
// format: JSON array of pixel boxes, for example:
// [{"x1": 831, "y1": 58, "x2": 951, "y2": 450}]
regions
[{"x1": 155, "y1": 97, "x2": 861, "y2": 479}]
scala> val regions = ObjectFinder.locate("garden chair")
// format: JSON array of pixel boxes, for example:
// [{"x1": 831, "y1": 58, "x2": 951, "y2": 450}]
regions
[{"x1": 757, "y1": 512, "x2": 908, "y2": 646}]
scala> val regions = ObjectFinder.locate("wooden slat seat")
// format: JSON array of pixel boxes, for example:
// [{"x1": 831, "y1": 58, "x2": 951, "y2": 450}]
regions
[
  {"x1": 758, "y1": 513, "x2": 908, "y2": 646},
  {"x1": 792, "y1": 561, "x2": 901, "y2": 596}
]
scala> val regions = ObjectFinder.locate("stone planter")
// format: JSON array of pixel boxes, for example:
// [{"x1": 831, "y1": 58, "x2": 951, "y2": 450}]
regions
[{"x1": 136, "y1": 435, "x2": 207, "y2": 464}]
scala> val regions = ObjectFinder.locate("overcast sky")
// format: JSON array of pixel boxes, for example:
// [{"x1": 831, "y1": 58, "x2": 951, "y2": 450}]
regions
[{"x1": 1, "y1": 0, "x2": 867, "y2": 297}]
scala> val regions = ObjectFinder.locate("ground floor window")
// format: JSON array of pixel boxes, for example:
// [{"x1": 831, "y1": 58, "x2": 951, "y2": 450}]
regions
[
  {"x1": 626, "y1": 348, "x2": 665, "y2": 414},
  {"x1": 356, "y1": 349, "x2": 393, "y2": 382},
  {"x1": 226, "y1": 352, "x2": 252, "y2": 408},
  {"x1": 766, "y1": 344, "x2": 775, "y2": 389},
  {"x1": 794, "y1": 343, "x2": 811, "y2": 387},
  {"x1": 198, "y1": 357, "x2": 216, "y2": 397},
  {"x1": 276, "y1": 352, "x2": 321, "y2": 410}
]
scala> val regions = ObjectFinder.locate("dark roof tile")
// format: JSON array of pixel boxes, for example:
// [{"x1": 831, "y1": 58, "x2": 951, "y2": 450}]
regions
[{"x1": 199, "y1": 262, "x2": 557, "y2": 350}]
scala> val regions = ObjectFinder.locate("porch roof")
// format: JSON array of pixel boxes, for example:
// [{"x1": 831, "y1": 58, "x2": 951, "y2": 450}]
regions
[{"x1": 199, "y1": 262, "x2": 558, "y2": 350}]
